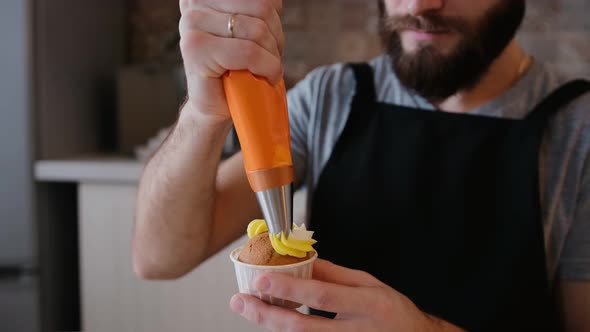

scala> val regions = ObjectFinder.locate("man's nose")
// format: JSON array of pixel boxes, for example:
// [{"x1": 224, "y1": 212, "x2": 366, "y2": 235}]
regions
[{"x1": 406, "y1": 0, "x2": 444, "y2": 16}]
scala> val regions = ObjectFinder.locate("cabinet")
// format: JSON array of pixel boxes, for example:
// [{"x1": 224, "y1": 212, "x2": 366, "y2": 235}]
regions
[{"x1": 79, "y1": 183, "x2": 259, "y2": 331}]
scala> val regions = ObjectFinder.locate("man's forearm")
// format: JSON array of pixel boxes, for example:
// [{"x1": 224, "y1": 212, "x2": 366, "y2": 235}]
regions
[{"x1": 133, "y1": 105, "x2": 232, "y2": 279}]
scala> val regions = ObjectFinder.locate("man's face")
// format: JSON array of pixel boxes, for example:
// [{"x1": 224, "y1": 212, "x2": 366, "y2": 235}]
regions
[{"x1": 379, "y1": 0, "x2": 526, "y2": 101}]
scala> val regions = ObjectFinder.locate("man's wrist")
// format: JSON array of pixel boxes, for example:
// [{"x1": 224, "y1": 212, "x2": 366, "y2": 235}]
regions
[{"x1": 178, "y1": 101, "x2": 232, "y2": 131}]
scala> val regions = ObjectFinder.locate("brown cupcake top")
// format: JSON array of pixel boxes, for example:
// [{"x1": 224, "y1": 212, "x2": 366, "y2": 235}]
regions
[{"x1": 238, "y1": 233, "x2": 314, "y2": 266}]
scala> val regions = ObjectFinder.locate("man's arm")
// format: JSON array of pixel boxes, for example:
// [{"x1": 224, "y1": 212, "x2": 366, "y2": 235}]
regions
[
  {"x1": 133, "y1": 0, "x2": 285, "y2": 279},
  {"x1": 557, "y1": 281, "x2": 590, "y2": 331},
  {"x1": 133, "y1": 111, "x2": 261, "y2": 279},
  {"x1": 556, "y1": 122, "x2": 590, "y2": 330}
]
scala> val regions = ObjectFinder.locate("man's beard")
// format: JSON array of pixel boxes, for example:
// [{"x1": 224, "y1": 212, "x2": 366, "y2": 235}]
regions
[{"x1": 378, "y1": 1, "x2": 525, "y2": 102}]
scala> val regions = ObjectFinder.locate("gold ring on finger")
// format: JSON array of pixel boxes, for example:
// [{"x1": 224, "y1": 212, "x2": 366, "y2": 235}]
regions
[{"x1": 227, "y1": 14, "x2": 236, "y2": 39}]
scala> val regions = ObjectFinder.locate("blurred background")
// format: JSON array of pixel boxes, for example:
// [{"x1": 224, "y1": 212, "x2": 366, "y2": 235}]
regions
[{"x1": 1, "y1": 0, "x2": 589, "y2": 331}]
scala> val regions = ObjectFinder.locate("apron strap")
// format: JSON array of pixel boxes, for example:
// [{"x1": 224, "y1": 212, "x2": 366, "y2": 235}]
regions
[
  {"x1": 349, "y1": 63, "x2": 377, "y2": 105},
  {"x1": 527, "y1": 79, "x2": 590, "y2": 124},
  {"x1": 345, "y1": 63, "x2": 378, "y2": 127}
]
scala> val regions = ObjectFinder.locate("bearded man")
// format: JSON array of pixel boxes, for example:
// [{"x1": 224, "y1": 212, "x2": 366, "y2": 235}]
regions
[{"x1": 133, "y1": 1, "x2": 590, "y2": 330}]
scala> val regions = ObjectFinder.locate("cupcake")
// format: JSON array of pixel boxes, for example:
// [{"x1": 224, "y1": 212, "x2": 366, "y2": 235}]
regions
[{"x1": 230, "y1": 219, "x2": 318, "y2": 309}]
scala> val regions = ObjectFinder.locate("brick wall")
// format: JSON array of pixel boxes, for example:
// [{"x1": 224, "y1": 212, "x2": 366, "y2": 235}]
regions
[
  {"x1": 129, "y1": 0, "x2": 590, "y2": 85},
  {"x1": 520, "y1": 0, "x2": 590, "y2": 78},
  {"x1": 280, "y1": 0, "x2": 382, "y2": 86},
  {"x1": 128, "y1": 0, "x2": 181, "y2": 64}
]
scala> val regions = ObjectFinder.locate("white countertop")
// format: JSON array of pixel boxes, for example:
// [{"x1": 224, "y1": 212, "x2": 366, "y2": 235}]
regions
[
  {"x1": 35, "y1": 155, "x2": 309, "y2": 222},
  {"x1": 35, "y1": 156, "x2": 145, "y2": 184}
]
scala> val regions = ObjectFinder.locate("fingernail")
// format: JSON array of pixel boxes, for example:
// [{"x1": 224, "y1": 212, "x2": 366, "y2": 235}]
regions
[
  {"x1": 230, "y1": 296, "x2": 244, "y2": 314},
  {"x1": 256, "y1": 276, "x2": 270, "y2": 292}
]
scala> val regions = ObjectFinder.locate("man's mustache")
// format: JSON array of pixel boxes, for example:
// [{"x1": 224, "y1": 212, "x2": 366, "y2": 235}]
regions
[{"x1": 382, "y1": 14, "x2": 468, "y2": 33}]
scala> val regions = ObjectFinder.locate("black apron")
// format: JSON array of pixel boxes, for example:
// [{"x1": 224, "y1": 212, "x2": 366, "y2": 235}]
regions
[{"x1": 308, "y1": 63, "x2": 590, "y2": 331}]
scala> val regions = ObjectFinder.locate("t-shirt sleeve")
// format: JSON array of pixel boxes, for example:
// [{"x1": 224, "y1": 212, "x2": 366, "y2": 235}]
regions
[
  {"x1": 288, "y1": 76, "x2": 313, "y2": 190},
  {"x1": 558, "y1": 152, "x2": 590, "y2": 280},
  {"x1": 286, "y1": 63, "x2": 355, "y2": 191}
]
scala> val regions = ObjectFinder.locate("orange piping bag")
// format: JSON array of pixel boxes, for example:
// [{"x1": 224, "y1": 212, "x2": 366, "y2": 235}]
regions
[{"x1": 222, "y1": 71, "x2": 294, "y2": 192}]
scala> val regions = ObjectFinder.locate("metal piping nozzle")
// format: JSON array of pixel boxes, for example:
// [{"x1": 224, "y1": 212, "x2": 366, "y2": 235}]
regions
[{"x1": 255, "y1": 184, "x2": 293, "y2": 237}]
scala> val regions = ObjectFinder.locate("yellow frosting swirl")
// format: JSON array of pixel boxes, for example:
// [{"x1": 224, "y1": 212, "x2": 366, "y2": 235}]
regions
[{"x1": 246, "y1": 219, "x2": 317, "y2": 258}]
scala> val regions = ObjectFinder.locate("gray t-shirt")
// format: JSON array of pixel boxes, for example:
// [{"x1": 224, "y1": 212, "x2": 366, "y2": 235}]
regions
[{"x1": 287, "y1": 55, "x2": 590, "y2": 282}]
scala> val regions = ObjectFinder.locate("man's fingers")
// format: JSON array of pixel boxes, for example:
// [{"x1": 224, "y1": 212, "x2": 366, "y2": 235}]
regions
[
  {"x1": 313, "y1": 259, "x2": 382, "y2": 287},
  {"x1": 272, "y1": 0, "x2": 283, "y2": 15},
  {"x1": 180, "y1": 31, "x2": 282, "y2": 84},
  {"x1": 179, "y1": 8, "x2": 281, "y2": 57},
  {"x1": 181, "y1": 0, "x2": 282, "y2": 16},
  {"x1": 230, "y1": 294, "x2": 344, "y2": 332},
  {"x1": 181, "y1": 0, "x2": 285, "y2": 54},
  {"x1": 207, "y1": 0, "x2": 284, "y2": 55},
  {"x1": 254, "y1": 273, "x2": 380, "y2": 316}
]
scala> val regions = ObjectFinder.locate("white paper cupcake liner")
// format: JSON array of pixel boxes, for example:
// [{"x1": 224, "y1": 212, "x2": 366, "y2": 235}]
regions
[{"x1": 230, "y1": 247, "x2": 318, "y2": 308}]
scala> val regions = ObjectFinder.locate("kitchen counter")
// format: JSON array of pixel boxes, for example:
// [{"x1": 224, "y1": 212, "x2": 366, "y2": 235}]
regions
[
  {"x1": 34, "y1": 156, "x2": 144, "y2": 183},
  {"x1": 34, "y1": 156, "x2": 305, "y2": 332},
  {"x1": 34, "y1": 156, "x2": 262, "y2": 331},
  {"x1": 34, "y1": 155, "x2": 307, "y2": 221}
]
